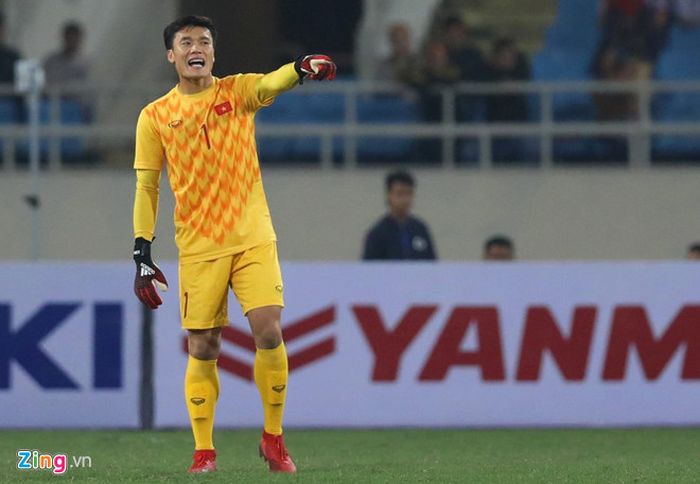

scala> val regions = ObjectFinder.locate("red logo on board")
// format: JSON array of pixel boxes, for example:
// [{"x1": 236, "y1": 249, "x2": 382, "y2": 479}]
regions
[
  {"x1": 214, "y1": 101, "x2": 233, "y2": 116},
  {"x1": 182, "y1": 306, "x2": 336, "y2": 382}
]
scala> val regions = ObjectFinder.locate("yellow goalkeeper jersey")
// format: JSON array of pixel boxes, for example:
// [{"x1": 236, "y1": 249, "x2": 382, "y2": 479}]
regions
[{"x1": 134, "y1": 74, "x2": 276, "y2": 263}]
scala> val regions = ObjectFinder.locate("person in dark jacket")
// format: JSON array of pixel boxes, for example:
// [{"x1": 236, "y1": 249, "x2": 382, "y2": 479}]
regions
[
  {"x1": 362, "y1": 170, "x2": 437, "y2": 261},
  {"x1": 0, "y1": 12, "x2": 23, "y2": 120}
]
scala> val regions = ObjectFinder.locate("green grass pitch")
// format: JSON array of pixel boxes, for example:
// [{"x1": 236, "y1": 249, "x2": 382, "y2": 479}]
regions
[{"x1": 1, "y1": 428, "x2": 699, "y2": 483}]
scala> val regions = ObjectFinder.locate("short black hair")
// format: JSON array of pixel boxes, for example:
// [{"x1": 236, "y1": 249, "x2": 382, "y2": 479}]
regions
[
  {"x1": 63, "y1": 21, "x2": 83, "y2": 37},
  {"x1": 493, "y1": 37, "x2": 515, "y2": 53},
  {"x1": 689, "y1": 242, "x2": 700, "y2": 253},
  {"x1": 444, "y1": 15, "x2": 466, "y2": 30},
  {"x1": 163, "y1": 15, "x2": 217, "y2": 50},
  {"x1": 0, "y1": 12, "x2": 5, "y2": 29},
  {"x1": 385, "y1": 170, "x2": 415, "y2": 192},
  {"x1": 484, "y1": 235, "x2": 514, "y2": 252}
]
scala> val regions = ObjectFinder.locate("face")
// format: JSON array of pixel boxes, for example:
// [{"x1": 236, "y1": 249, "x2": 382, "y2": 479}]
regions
[
  {"x1": 389, "y1": 24, "x2": 411, "y2": 53},
  {"x1": 445, "y1": 23, "x2": 468, "y2": 48},
  {"x1": 63, "y1": 29, "x2": 82, "y2": 54},
  {"x1": 167, "y1": 26, "x2": 215, "y2": 81},
  {"x1": 688, "y1": 250, "x2": 700, "y2": 260},
  {"x1": 494, "y1": 47, "x2": 517, "y2": 69},
  {"x1": 426, "y1": 42, "x2": 449, "y2": 69},
  {"x1": 386, "y1": 182, "x2": 414, "y2": 217},
  {"x1": 484, "y1": 244, "x2": 514, "y2": 261}
]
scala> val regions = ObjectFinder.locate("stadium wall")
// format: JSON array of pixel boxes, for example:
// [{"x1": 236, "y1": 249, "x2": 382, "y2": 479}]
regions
[{"x1": 0, "y1": 168, "x2": 699, "y2": 261}]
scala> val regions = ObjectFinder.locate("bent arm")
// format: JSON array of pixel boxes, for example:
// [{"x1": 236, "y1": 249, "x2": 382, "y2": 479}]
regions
[
  {"x1": 255, "y1": 63, "x2": 299, "y2": 105},
  {"x1": 133, "y1": 169, "x2": 161, "y2": 241}
]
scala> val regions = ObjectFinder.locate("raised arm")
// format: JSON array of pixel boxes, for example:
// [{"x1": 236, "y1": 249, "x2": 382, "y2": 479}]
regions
[
  {"x1": 256, "y1": 63, "x2": 300, "y2": 104},
  {"x1": 255, "y1": 55, "x2": 337, "y2": 104}
]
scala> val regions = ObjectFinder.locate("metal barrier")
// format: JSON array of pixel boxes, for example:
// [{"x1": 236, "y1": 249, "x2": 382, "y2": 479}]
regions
[{"x1": 1, "y1": 80, "x2": 699, "y2": 169}]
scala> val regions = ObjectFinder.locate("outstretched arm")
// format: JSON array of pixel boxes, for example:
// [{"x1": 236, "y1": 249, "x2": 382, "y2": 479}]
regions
[
  {"x1": 256, "y1": 55, "x2": 337, "y2": 104},
  {"x1": 256, "y1": 63, "x2": 300, "y2": 105}
]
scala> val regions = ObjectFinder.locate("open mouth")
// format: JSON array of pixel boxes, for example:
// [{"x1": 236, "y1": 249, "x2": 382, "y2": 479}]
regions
[{"x1": 187, "y1": 58, "x2": 206, "y2": 68}]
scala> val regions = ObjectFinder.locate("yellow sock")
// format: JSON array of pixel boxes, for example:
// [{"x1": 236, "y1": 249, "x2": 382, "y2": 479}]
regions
[
  {"x1": 184, "y1": 356, "x2": 219, "y2": 450},
  {"x1": 254, "y1": 342, "x2": 288, "y2": 435}
]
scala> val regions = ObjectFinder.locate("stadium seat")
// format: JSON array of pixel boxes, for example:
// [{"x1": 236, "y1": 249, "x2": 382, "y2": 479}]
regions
[
  {"x1": 356, "y1": 94, "x2": 419, "y2": 161},
  {"x1": 257, "y1": 88, "x2": 422, "y2": 163},
  {"x1": 14, "y1": 99, "x2": 88, "y2": 162},
  {"x1": 541, "y1": 0, "x2": 598, "y2": 51},
  {"x1": 0, "y1": 98, "x2": 20, "y2": 123},
  {"x1": 257, "y1": 89, "x2": 345, "y2": 162}
]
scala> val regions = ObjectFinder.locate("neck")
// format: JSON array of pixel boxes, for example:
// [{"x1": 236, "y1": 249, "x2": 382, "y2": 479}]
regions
[
  {"x1": 177, "y1": 75, "x2": 214, "y2": 95},
  {"x1": 389, "y1": 211, "x2": 409, "y2": 223}
]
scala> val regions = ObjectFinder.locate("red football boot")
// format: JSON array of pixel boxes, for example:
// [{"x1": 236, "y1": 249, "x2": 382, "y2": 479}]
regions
[
  {"x1": 188, "y1": 449, "x2": 217, "y2": 473},
  {"x1": 259, "y1": 431, "x2": 297, "y2": 473}
]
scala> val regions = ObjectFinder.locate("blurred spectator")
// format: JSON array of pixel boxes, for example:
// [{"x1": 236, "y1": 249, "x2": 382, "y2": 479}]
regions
[
  {"x1": 484, "y1": 38, "x2": 532, "y2": 163},
  {"x1": 441, "y1": 16, "x2": 486, "y2": 82},
  {"x1": 598, "y1": 0, "x2": 671, "y2": 70},
  {"x1": 0, "y1": 12, "x2": 20, "y2": 85},
  {"x1": 484, "y1": 38, "x2": 531, "y2": 123},
  {"x1": 592, "y1": 0, "x2": 671, "y2": 120},
  {"x1": 414, "y1": 40, "x2": 461, "y2": 161},
  {"x1": 0, "y1": 12, "x2": 23, "y2": 122},
  {"x1": 43, "y1": 21, "x2": 92, "y2": 120},
  {"x1": 591, "y1": 46, "x2": 642, "y2": 120},
  {"x1": 418, "y1": 40, "x2": 461, "y2": 121},
  {"x1": 483, "y1": 235, "x2": 515, "y2": 261},
  {"x1": 377, "y1": 23, "x2": 422, "y2": 85},
  {"x1": 363, "y1": 170, "x2": 437, "y2": 261},
  {"x1": 43, "y1": 22, "x2": 90, "y2": 87},
  {"x1": 687, "y1": 242, "x2": 700, "y2": 259},
  {"x1": 436, "y1": 15, "x2": 486, "y2": 161}
]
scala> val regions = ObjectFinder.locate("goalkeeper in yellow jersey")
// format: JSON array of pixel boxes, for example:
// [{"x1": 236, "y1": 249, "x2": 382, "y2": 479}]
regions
[{"x1": 131, "y1": 15, "x2": 336, "y2": 474}]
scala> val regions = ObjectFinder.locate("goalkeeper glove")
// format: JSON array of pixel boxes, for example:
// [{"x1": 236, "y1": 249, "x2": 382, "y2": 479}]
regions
[
  {"x1": 294, "y1": 54, "x2": 337, "y2": 84},
  {"x1": 133, "y1": 237, "x2": 168, "y2": 309}
]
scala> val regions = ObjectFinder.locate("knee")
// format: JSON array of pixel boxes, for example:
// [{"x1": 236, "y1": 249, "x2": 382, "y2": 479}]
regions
[
  {"x1": 248, "y1": 306, "x2": 283, "y2": 349},
  {"x1": 254, "y1": 320, "x2": 283, "y2": 349},
  {"x1": 188, "y1": 329, "x2": 221, "y2": 360}
]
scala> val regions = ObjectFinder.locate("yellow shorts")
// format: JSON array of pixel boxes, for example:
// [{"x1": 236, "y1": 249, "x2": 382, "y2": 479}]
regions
[{"x1": 178, "y1": 242, "x2": 284, "y2": 330}]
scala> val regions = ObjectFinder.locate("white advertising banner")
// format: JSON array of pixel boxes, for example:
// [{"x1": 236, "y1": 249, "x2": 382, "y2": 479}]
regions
[
  {"x1": 154, "y1": 262, "x2": 700, "y2": 428},
  {"x1": 0, "y1": 263, "x2": 142, "y2": 428}
]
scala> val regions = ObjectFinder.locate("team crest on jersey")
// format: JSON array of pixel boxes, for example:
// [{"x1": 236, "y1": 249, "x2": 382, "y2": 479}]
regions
[
  {"x1": 214, "y1": 101, "x2": 233, "y2": 116},
  {"x1": 168, "y1": 119, "x2": 182, "y2": 128}
]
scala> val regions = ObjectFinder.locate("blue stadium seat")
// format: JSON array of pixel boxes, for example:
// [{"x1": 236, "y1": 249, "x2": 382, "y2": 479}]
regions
[
  {"x1": 655, "y1": 49, "x2": 700, "y2": 81},
  {"x1": 542, "y1": 0, "x2": 598, "y2": 51},
  {"x1": 664, "y1": 25, "x2": 700, "y2": 55},
  {"x1": 14, "y1": 99, "x2": 88, "y2": 161},
  {"x1": 356, "y1": 94, "x2": 419, "y2": 160},
  {"x1": 257, "y1": 90, "x2": 345, "y2": 161},
  {"x1": 0, "y1": 98, "x2": 20, "y2": 123},
  {"x1": 533, "y1": 49, "x2": 593, "y2": 82},
  {"x1": 257, "y1": 89, "x2": 422, "y2": 162}
]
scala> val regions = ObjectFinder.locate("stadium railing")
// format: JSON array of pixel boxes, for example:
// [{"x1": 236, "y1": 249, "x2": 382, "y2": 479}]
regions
[{"x1": 1, "y1": 80, "x2": 699, "y2": 169}]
